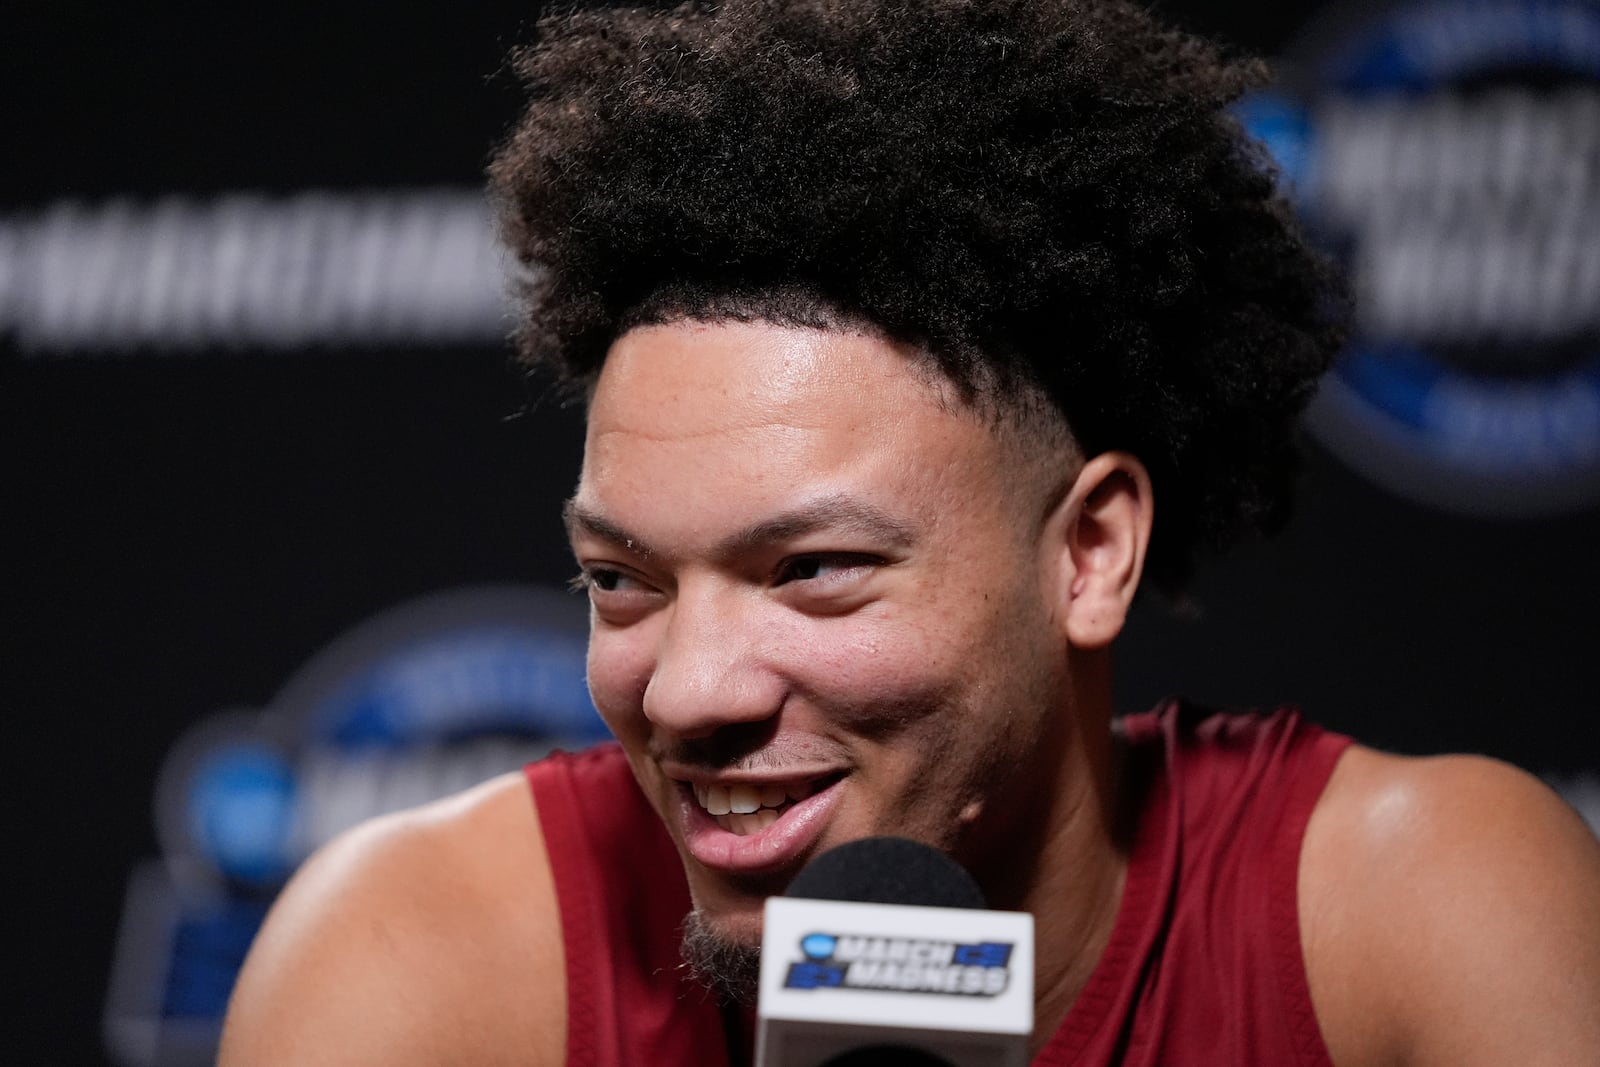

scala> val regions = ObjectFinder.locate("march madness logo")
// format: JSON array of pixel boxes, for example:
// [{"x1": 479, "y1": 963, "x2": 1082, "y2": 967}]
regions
[
  {"x1": 784, "y1": 932, "x2": 1014, "y2": 996},
  {"x1": 1236, "y1": 0, "x2": 1600, "y2": 516}
]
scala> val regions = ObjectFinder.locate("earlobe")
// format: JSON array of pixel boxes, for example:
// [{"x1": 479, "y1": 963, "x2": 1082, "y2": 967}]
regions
[{"x1": 1054, "y1": 452, "x2": 1153, "y2": 650}]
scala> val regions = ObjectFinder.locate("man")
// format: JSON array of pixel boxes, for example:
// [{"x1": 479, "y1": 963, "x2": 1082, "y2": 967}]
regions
[{"x1": 220, "y1": 1, "x2": 1600, "y2": 1063}]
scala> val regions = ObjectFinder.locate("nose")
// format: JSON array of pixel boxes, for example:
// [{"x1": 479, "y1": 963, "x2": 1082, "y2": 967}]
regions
[{"x1": 641, "y1": 583, "x2": 784, "y2": 739}]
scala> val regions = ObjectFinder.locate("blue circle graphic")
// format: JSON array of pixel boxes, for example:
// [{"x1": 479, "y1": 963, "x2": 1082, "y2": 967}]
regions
[
  {"x1": 800, "y1": 933, "x2": 838, "y2": 960},
  {"x1": 186, "y1": 743, "x2": 297, "y2": 885}
]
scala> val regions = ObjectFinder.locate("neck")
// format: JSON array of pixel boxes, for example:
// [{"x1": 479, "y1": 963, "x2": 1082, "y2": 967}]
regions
[{"x1": 986, "y1": 650, "x2": 1130, "y2": 1058}]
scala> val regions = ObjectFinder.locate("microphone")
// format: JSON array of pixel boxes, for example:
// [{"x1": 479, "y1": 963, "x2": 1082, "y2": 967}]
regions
[{"x1": 755, "y1": 838, "x2": 1033, "y2": 1067}]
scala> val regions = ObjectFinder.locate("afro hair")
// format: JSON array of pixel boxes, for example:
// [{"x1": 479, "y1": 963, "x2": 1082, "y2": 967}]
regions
[{"x1": 489, "y1": 0, "x2": 1347, "y2": 593}]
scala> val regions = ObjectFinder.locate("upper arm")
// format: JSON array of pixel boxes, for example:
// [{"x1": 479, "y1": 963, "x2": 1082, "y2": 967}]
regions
[
  {"x1": 219, "y1": 772, "x2": 567, "y2": 1067},
  {"x1": 1302, "y1": 748, "x2": 1600, "y2": 1067}
]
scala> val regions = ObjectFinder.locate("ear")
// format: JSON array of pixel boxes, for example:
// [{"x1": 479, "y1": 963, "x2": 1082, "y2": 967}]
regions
[{"x1": 1050, "y1": 451, "x2": 1153, "y2": 650}]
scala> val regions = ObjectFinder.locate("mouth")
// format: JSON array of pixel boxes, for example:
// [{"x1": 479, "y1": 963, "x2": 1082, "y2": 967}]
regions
[
  {"x1": 674, "y1": 771, "x2": 845, "y2": 874},
  {"x1": 691, "y1": 778, "x2": 826, "y2": 835}
]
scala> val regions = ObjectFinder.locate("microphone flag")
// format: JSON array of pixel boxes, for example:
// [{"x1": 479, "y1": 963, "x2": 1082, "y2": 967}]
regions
[{"x1": 755, "y1": 838, "x2": 1033, "y2": 1067}]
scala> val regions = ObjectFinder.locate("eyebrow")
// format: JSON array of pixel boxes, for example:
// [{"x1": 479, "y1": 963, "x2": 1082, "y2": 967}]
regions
[
  {"x1": 563, "y1": 494, "x2": 918, "y2": 561},
  {"x1": 564, "y1": 498, "x2": 652, "y2": 556}
]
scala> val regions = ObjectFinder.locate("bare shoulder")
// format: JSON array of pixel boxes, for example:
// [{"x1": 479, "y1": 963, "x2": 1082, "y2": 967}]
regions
[
  {"x1": 219, "y1": 770, "x2": 565, "y2": 1067},
  {"x1": 1300, "y1": 745, "x2": 1600, "y2": 1067}
]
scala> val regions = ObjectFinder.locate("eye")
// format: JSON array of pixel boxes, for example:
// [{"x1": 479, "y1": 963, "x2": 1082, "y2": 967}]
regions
[
  {"x1": 586, "y1": 567, "x2": 624, "y2": 592},
  {"x1": 573, "y1": 566, "x2": 644, "y2": 593},
  {"x1": 573, "y1": 565, "x2": 661, "y2": 625},
  {"x1": 775, "y1": 553, "x2": 878, "y2": 586}
]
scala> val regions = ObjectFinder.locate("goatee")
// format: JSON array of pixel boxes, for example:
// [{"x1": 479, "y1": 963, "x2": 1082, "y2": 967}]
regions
[{"x1": 681, "y1": 909, "x2": 762, "y2": 1007}]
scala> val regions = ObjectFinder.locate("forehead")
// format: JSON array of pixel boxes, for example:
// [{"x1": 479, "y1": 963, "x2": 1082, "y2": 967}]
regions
[
  {"x1": 598, "y1": 316, "x2": 950, "y2": 409},
  {"x1": 574, "y1": 320, "x2": 1020, "y2": 543}
]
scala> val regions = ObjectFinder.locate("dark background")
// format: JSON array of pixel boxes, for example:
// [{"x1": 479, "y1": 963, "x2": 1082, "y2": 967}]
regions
[{"x1": 6, "y1": 3, "x2": 1597, "y2": 1063}]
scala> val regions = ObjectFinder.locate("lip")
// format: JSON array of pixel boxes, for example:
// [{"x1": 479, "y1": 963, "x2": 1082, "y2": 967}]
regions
[{"x1": 673, "y1": 773, "x2": 845, "y2": 875}]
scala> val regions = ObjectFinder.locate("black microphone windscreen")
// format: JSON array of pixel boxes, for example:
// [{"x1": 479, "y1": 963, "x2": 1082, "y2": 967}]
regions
[{"x1": 785, "y1": 837, "x2": 985, "y2": 910}]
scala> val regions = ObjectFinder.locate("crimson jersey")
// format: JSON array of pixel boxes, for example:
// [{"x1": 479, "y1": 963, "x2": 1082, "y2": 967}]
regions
[{"x1": 524, "y1": 702, "x2": 1351, "y2": 1066}]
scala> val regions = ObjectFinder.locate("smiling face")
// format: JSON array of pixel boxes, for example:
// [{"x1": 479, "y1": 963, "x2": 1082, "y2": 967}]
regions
[{"x1": 567, "y1": 319, "x2": 1089, "y2": 952}]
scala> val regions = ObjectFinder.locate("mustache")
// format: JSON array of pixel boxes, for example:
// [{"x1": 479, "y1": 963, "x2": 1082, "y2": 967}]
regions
[{"x1": 651, "y1": 722, "x2": 849, "y2": 774}]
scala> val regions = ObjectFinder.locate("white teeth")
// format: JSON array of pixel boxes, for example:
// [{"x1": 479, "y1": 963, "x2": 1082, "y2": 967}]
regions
[
  {"x1": 693, "y1": 778, "x2": 828, "y2": 820},
  {"x1": 715, "y1": 809, "x2": 783, "y2": 836},
  {"x1": 728, "y1": 784, "x2": 761, "y2": 814},
  {"x1": 705, "y1": 784, "x2": 732, "y2": 817}
]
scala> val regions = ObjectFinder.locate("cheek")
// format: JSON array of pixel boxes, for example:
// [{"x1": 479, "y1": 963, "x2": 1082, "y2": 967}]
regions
[
  {"x1": 804, "y1": 579, "x2": 1006, "y2": 681},
  {"x1": 585, "y1": 627, "x2": 655, "y2": 740},
  {"x1": 785, "y1": 613, "x2": 963, "y2": 731},
  {"x1": 800, "y1": 584, "x2": 1051, "y2": 752}
]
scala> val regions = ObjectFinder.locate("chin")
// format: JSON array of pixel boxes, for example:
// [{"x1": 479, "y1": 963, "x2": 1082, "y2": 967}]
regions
[
  {"x1": 681, "y1": 906, "x2": 765, "y2": 1005},
  {"x1": 689, "y1": 888, "x2": 768, "y2": 948},
  {"x1": 680, "y1": 849, "x2": 793, "y2": 932}
]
